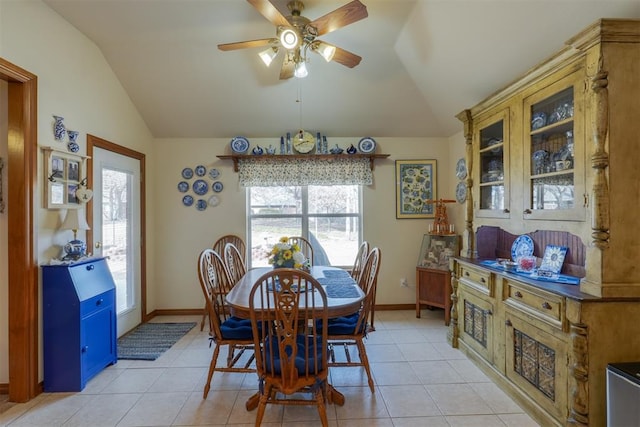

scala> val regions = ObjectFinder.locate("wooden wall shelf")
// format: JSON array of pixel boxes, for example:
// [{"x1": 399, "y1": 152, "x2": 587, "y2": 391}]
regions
[{"x1": 217, "y1": 154, "x2": 390, "y2": 172}]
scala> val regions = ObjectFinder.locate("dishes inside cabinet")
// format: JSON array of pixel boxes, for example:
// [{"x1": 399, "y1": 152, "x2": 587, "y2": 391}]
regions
[{"x1": 531, "y1": 112, "x2": 547, "y2": 130}]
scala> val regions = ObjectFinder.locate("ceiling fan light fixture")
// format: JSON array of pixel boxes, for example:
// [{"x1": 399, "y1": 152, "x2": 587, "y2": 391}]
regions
[
  {"x1": 279, "y1": 28, "x2": 299, "y2": 49},
  {"x1": 314, "y1": 42, "x2": 336, "y2": 62},
  {"x1": 294, "y1": 60, "x2": 308, "y2": 78},
  {"x1": 258, "y1": 47, "x2": 278, "y2": 66}
]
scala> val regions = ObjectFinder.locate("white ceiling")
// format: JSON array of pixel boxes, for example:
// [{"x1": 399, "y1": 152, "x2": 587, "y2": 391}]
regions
[{"x1": 43, "y1": 0, "x2": 640, "y2": 139}]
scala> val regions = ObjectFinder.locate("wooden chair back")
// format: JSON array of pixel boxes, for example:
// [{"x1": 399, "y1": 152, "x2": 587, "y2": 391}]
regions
[
  {"x1": 213, "y1": 234, "x2": 246, "y2": 264},
  {"x1": 355, "y1": 247, "x2": 381, "y2": 335},
  {"x1": 288, "y1": 236, "x2": 314, "y2": 266},
  {"x1": 197, "y1": 248, "x2": 254, "y2": 398},
  {"x1": 224, "y1": 242, "x2": 247, "y2": 286},
  {"x1": 350, "y1": 241, "x2": 370, "y2": 284},
  {"x1": 248, "y1": 268, "x2": 329, "y2": 424}
]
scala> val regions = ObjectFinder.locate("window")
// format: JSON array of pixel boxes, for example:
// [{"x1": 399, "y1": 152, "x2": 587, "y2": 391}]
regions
[{"x1": 248, "y1": 185, "x2": 362, "y2": 268}]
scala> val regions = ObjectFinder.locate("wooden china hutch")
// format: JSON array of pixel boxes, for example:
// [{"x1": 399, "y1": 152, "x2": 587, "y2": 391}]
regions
[{"x1": 450, "y1": 19, "x2": 640, "y2": 427}]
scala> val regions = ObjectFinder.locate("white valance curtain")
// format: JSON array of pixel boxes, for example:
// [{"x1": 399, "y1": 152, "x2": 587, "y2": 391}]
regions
[{"x1": 238, "y1": 157, "x2": 373, "y2": 187}]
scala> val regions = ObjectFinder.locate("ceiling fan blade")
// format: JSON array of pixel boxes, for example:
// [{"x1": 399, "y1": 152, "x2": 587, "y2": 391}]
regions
[
  {"x1": 311, "y1": 42, "x2": 362, "y2": 68},
  {"x1": 309, "y1": 0, "x2": 368, "y2": 36},
  {"x1": 218, "y1": 38, "x2": 277, "y2": 51},
  {"x1": 247, "y1": 0, "x2": 291, "y2": 28},
  {"x1": 279, "y1": 56, "x2": 294, "y2": 80}
]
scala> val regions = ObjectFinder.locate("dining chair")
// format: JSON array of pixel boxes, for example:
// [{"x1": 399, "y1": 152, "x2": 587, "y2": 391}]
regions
[
  {"x1": 326, "y1": 247, "x2": 381, "y2": 393},
  {"x1": 197, "y1": 248, "x2": 255, "y2": 399},
  {"x1": 288, "y1": 236, "x2": 314, "y2": 266},
  {"x1": 200, "y1": 236, "x2": 244, "y2": 331},
  {"x1": 213, "y1": 234, "x2": 246, "y2": 263},
  {"x1": 248, "y1": 268, "x2": 330, "y2": 426},
  {"x1": 350, "y1": 241, "x2": 369, "y2": 283},
  {"x1": 224, "y1": 242, "x2": 247, "y2": 287}
]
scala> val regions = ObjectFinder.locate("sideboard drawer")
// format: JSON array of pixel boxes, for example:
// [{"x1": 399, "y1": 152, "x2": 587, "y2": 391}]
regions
[
  {"x1": 504, "y1": 279, "x2": 565, "y2": 330},
  {"x1": 459, "y1": 264, "x2": 493, "y2": 296}
]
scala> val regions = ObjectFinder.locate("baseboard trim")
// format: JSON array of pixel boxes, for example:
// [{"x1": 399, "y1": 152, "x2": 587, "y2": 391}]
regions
[
  {"x1": 0, "y1": 383, "x2": 8, "y2": 394},
  {"x1": 374, "y1": 304, "x2": 415, "y2": 311}
]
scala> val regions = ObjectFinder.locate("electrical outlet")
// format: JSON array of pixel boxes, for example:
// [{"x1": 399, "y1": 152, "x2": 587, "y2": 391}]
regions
[{"x1": 400, "y1": 278, "x2": 408, "y2": 287}]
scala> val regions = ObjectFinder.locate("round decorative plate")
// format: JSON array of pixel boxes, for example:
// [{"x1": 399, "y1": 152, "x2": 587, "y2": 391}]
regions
[
  {"x1": 209, "y1": 168, "x2": 220, "y2": 179},
  {"x1": 196, "y1": 199, "x2": 207, "y2": 211},
  {"x1": 456, "y1": 158, "x2": 467, "y2": 180},
  {"x1": 182, "y1": 195, "x2": 194, "y2": 207},
  {"x1": 531, "y1": 112, "x2": 547, "y2": 130},
  {"x1": 230, "y1": 136, "x2": 250, "y2": 154},
  {"x1": 212, "y1": 181, "x2": 223, "y2": 192},
  {"x1": 456, "y1": 182, "x2": 467, "y2": 204},
  {"x1": 358, "y1": 137, "x2": 376, "y2": 154},
  {"x1": 181, "y1": 167, "x2": 194, "y2": 179},
  {"x1": 208, "y1": 195, "x2": 220, "y2": 207},
  {"x1": 511, "y1": 235, "x2": 534, "y2": 261},
  {"x1": 194, "y1": 165, "x2": 206, "y2": 176},
  {"x1": 177, "y1": 181, "x2": 189, "y2": 193},
  {"x1": 192, "y1": 179, "x2": 209, "y2": 196}
]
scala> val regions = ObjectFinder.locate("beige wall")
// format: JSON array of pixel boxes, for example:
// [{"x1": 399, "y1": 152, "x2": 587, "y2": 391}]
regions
[
  {"x1": 0, "y1": 0, "x2": 468, "y2": 386},
  {"x1": 153, "y1": 136, "x2": 464, "y2": 309},
  {"x1": 0, "y1": 0, "x2": 154, "y2": 383}
]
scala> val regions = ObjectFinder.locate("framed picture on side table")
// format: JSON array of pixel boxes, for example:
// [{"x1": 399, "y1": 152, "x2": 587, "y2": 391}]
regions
[
  {"x1": 417, "y1": 234, "x2": 460, "y2": 271},
  {"x1": 395, "y1": 159, "x2": 437, "y2": 219}
]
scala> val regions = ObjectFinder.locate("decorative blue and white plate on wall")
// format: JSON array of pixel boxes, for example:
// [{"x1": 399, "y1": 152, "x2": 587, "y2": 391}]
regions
[
  {"x1": 209, "y1": 168, "x2": 220, "y2": 179},
  {"x1": 194, "y1": 165, "x2": 206, "y2": 176},
  {"x1": 182, "y1": 195, "x2": 194, "y2": 207},
  {"x1": 230, "y1": 136, "x2": 250, "y2": 154},
  {"x1": 181, "y1": 167, "x2": 194, "y2": 179},
  {"x1": 358, "y1": 137, "x2": 376, "y2": 153},
  {"x1": 511, "y1": 235, "x2": 534, "y2": 261},
  {"x1": 177, "y1": 181, "x2": 189, "y2": 193},
  {"x1": 196, "y1": 199, "x2": 207, "y2": 211},
  {"x1": 212, "y1": 181, "x2": 223, "y2": 193},
  {"x1": 193, "y1": 179, "x2": 209, "y2": 196}
]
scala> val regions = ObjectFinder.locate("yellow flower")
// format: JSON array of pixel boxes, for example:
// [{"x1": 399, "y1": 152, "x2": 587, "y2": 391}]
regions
[
  {"x1": 291, "y1": 243, "x2": 300, "y2": 252},
  {"x1": 279, "y1": 236, "x2": 289, "y2": 243},
  {"x1": 283, "y1": 250, "x2": 293, "y2": 260}
]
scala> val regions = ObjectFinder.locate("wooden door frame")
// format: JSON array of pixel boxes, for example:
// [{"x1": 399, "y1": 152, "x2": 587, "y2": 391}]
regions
[
  {"x1": 86, "y1": 134, "x2": 148, "y2": 322},
  {"x1": 1, "y1": 58, "x2": 39, "y2": 402}
]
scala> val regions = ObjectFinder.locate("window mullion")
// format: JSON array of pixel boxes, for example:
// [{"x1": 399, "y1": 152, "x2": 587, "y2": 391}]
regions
[{"x1": 301, "y1": 186, "x2": 309, "y2": 238}]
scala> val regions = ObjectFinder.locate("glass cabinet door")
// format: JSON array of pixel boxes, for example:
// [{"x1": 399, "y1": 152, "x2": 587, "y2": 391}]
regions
[
  {"x1": 523, "y1": 71, "x2": 585, "y2": 221},
  {"x1": 475, "y1": 109, "x2": 510, "y2": 218}
]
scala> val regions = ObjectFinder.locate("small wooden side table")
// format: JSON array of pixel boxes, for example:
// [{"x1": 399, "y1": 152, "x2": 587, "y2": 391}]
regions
[{"x1": 415, "y1": 266, "x2": 451, "y2": 325}]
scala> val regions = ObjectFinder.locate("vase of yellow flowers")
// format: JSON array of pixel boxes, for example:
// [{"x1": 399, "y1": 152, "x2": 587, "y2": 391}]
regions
[{"x1": 268, "y1": 237, "x2": 308, "y2": 269}]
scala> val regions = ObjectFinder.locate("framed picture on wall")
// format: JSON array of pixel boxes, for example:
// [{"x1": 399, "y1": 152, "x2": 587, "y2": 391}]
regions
[
  {"x1": 42, "y1": 147, "x2": 88, "y2": 209},
  {"x1": 395, "y1": 159, "x2": 437, "y2": 218},
  {"x1": 417, "y1": 234, "x2": 460, "y2": 271}
]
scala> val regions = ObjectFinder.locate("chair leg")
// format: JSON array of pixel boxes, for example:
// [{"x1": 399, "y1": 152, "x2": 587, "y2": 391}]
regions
[
  {"x1": 356, "y1": 339, "x2": 375, "y2": 393},
  {"x1": 315, "y1": 387, "x2": 329, "y2": 427},
  {"x1": 254, "y1": 386, "x2": 270, "y2": 426},
  {"x1": 200, "y1": 303, "x2": 208, "y2": 331},
  {"x1": 203, "y1": 344, "x2": 220, "y2": 399}
]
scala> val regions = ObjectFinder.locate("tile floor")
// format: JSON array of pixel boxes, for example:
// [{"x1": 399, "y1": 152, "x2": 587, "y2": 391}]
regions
[{"x1": 0, "y1": 310, "x2": 540, "y2": 426}]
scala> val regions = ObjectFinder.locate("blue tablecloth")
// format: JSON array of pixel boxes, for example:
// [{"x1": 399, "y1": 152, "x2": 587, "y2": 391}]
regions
[{"x1": 480, "y1": 260, "x2": 580, "y2": 285}]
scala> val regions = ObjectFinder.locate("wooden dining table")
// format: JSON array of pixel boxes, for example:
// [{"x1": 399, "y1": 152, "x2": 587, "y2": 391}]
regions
[{"x1": 225, "y1": 265, "x2": 365, "y2": 409}]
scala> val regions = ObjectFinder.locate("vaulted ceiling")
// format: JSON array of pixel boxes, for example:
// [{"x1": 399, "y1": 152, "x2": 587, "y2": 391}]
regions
[{"x1": 43, "y1": 0, "x2": 640, "y2": 139}]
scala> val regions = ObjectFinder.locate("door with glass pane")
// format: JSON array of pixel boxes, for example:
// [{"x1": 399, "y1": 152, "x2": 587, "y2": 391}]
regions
[{"x1": 92, "y1": 147, "x2": 142, "y2": 336}]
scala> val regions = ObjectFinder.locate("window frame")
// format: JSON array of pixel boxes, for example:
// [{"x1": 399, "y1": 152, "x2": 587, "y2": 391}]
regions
[{"x1": 246, "y1": 185, "x2": 363, "y2": 268}]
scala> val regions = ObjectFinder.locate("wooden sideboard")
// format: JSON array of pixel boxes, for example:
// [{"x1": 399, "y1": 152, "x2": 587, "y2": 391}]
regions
[
  {"x1": 415, "y1": 267, "x2": 451, "y2": 325},
  {"x1": 451, "y1": 19, "x2": 640, "y2": 426}
]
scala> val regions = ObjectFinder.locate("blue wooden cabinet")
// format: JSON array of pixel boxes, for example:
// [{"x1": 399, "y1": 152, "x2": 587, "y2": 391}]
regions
[{"x1": 42, "y1": 257, "x2": 117, "y2": 391}]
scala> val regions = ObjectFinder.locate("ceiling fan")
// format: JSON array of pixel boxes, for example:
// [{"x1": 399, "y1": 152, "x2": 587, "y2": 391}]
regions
[{"x1": 218, "y1": 0, "x2": 368, "y2": 79}]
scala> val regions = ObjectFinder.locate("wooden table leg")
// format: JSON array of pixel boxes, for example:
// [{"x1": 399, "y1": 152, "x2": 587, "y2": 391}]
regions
[
  {"x1": 245, "y1": 392, "x2": 260, "y2": 411},
  {"x1": 327, "y1": 384, "x2": 345, "y2": 406}
]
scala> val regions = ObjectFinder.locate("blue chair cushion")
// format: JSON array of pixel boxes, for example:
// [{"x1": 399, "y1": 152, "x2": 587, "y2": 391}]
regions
[
  {"x1": 326, "y1": 313, "x2": 366, "y2": 335},
  {"x1": 220, "y1": 316, "x2": 253, "y2": 340},
  {"x1": 264, "y1": 334, "x2": 324, "y2": 374}
]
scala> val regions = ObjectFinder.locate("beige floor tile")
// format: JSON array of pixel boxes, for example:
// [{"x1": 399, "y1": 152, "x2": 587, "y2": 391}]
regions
[
  {"x1": 447, "y1": 359, "x2": 491, "y2": 383},
  {"x1": 498, "y1": 412, "x2": 541, "y2": 427},
  {"x1": 148, "y1": 367, "x2": 205, "y2": 393},
  {"x1": 63, "y1": 393, "x2": 140, "y2": 426},
  {"x1": 409, "y1": 360, "x2": 466, "y2": 384},
  {"x1": 117, "y1": 391, "x2": 189, "y2": 426},
  {"x1": 362, "y1": 344, "x2": 405, "y2": 363},
  {"x1": 329, "y1": 366, "x2": 371, "y2": 388},
  {"x1": 378, "y1": 385, "x2": 441, "y2": 418},
  {"x1": 335, "y1": 418, "x2": 393, "y2": 426},
  {"x1": 471, "y1": 382, "x2": 524, "y2": 414},
  {"x1": 100, "y1": 368, "x2": 165, "y2": 394},
  {"x1": 390, "y1": 415, "x2": 449, "y2": 426},
  {"x1": 227, "y1": 390, "x2": 283, "y2": 425},
  {"x1": 172, "y1": 390, "x2": 239, "y2": 425},
  {"x1": 396, "y1": 342, "x2": 443, "y2": 361},
  {"x1": 9, "y1": 394, "x2": 94, "y2": 426},
  {"x1": 334, "y1": 386, "x2": 389, "y2": 419},
  {"x1": 426, "y1": 383, "x2": 493, "y2": 416},
  {"x1": 446, "y1": 414, "x2": 508, "y2": 426},
  {"x1": 370, "y1": 362, "x2": 421, "y2": 386}
]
